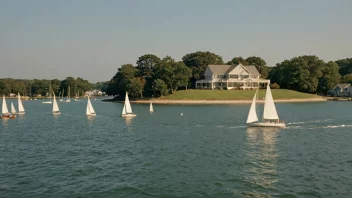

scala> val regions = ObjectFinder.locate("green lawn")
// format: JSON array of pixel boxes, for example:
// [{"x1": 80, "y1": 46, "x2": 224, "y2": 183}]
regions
[{"x1": 164, "y1": 89, "x2": 321, "y2": 100}]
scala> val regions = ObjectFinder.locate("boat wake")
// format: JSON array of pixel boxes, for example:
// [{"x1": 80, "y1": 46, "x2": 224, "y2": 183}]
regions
[
  {"x1": 285, "y1": 124, "x2": 352, "y2": 130},
  {"x1": 287, "y1": 119, "x2": 331, "y2": 125},
  {"x1": 323, "y1": 124, "x2": 352, "y2": 128}
]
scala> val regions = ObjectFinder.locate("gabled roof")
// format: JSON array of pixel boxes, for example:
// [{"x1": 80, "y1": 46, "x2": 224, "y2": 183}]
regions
[
  {"x1": 243, "y1": 66, "x2": 260, "y2": 76},
  {"x1": 335, "y1": 83, "x2": 350, "y2": 89},
  {"x1": 207, "y1": 65, "x2": 231, "y2": 74},
  {"x1": 207, "y1": 64, "x2": 260, "y2": 76}
]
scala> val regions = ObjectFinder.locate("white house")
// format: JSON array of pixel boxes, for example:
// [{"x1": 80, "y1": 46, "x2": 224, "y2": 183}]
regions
[
  {"x1": 329, "y1": 83, "x2": 352, "y2": 97},
  {"x1": 195, "y1": 64, "x2": 270, "y2": 90},
  {"x1": 84, "y1": 89, "x2": 104, "y2": 96}
]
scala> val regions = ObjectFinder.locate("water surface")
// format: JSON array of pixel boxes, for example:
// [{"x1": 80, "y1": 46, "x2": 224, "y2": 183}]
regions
[{"x1": 1, "y1": 100, "x2": 351, "y2": 197}]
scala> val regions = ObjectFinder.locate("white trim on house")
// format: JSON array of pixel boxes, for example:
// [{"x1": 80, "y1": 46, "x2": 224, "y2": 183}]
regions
[{"x1": 196, "y1": 64, "x2": 270, "y2": 90}]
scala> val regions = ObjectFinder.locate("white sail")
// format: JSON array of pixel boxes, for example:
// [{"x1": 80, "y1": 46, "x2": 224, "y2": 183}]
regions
[
  {"x1": 17, "y1": 93, "x2": 25, "y2": 114},
  {"x1": 52, "y1": 93, "x2": 60, "y2": 113},
  {"x1": 2, "y1": 95, "x2": 9, "y2": 114},
  {"x1": 11, "y1": 102, "x2": 17, "y2": 114},
  {"x1": 150, "y1": 102, "x2": 154, "y2": 112},
  {"x1": 263, "y1": 84, "x2": 279, "y2": 120},
  {"x1": 246, "y1": 90, "x2": 258, "y2": 123},
  {"x1": 122, "y1": 104, "x2": 126, "y2": 115},
  {"x1": 124, "y1": 92, "x2": 133, "y2": 114},
  {"x1": 86, "y1": 96, "x2": 96, "y2": 115}
]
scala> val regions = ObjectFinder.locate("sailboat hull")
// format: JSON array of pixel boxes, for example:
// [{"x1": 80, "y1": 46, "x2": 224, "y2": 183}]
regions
[
  {"x1": 42, "y1": 101, "x2": 52, "y2": 104},
  {"x1": 53, "y1": 111, "x2": 61, "y2": 114},
  {"x1": 1, "y1": 115, "x2": 16, "y2": 119},
  {"x1": 247, "y1": 122, "x2": 285, "y2": 128},
  {"x1": 18, "y1": 112, "x2": 25, "y2": 115},
  {"x1": 122, "y1": 113, "x2": 137, "y2": 117}
]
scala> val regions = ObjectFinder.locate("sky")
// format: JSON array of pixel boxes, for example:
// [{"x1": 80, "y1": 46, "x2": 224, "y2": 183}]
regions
[{"x1": 0, "y1": 0, "x2": 351, "y2": 82}]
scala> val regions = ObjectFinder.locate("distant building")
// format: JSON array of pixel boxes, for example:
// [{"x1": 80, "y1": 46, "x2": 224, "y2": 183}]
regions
[
  {"x1": 9, "y1": 93, "x2": 16, "y2": 97},
  {"x1": 84, "y1": 89, "x2": 104, "y2": 96},
  {"x1": 195, "y1": 64, "x2": 270, "y2": 90},
  {"x1": 329, "y1": 84, "x2": 352, "y2": 97}
]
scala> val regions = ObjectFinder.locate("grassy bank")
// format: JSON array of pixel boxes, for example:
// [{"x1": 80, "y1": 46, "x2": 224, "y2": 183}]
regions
[{"x1": 163, "y1": 89, "x2": 321, "y2": 100}]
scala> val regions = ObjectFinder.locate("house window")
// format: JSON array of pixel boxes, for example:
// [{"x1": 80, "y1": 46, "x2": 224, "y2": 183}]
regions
[
  {"x1": 230, "y1": 75, "x2": 239, "y2": 79},
  {"x1": 216, "y1": 75, "x2": 226, "y2": 79},
  {"x1": 242, "y1": 75, "x2": 249, "y2": 79},
  {"x1": 344, "y1": 88, "x2": 348, "y2": 91}
]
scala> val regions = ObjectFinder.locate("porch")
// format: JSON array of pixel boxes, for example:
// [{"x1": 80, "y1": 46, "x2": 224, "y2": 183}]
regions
[{"x1": 196, "y1": 79, "x2": 270, "y2": 90}]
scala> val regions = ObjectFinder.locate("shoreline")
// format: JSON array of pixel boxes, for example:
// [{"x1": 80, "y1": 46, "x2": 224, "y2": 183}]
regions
[{"x1": 107, "y1": 98, "x2": 327, "y2": 104}]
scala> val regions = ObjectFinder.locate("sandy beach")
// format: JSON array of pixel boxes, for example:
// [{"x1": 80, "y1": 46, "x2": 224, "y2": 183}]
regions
[{"x1": 117, "y1": 98, "x2": 328, "y2": 104}]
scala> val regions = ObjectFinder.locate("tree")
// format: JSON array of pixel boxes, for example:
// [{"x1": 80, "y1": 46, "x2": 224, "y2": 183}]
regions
[
  {"x1": 270, "y1": 56, "x2": 324, "y2": 93},
  {"x1": 182, "y1": 51, "x2": 223, "y2": 87},
  {"x1": 106, "y1": 64, "x2": 146, "y2": 98},
  {"x1": 336, "y1": 58, "x2": 352, "y2": 76},
  {"x1": 59, "y1": 77, "x2": 76, "y2": 97},
  {"x1": 152, "y1": 79, "x2": 168, "y2": 96},
  {"x1": 318, "y1": 61, "x2": 341, "y2": 93},
  {"x1": 51, "y1": 79, "x2": 61, "y2": 95},
  {"x1": 154, "y1": 58, "x2": 192, "y2": 93},
  {"x1": 245, "y1": 56, "x2": 267, "y2": 77},
  {"x1": 129, "y1": 77, "x2": 146, "y2": 98},
  {"x1": 227, "y1": 56, "x2": 248, "y2": 65},
  {"x1": 342, "y1": 74, "x2": 352, "y2": 83},
  {"x1": 136, "y1": 54, "x2": 161, "y2": 78},
  {"x1": 173, "y1": 61, "x2": 192, "y2": 90}
]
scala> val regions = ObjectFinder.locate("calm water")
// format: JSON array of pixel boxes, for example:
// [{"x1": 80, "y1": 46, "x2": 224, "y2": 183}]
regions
[{"x1": 1, "y1": 99, "x2": 352, "y2": 198}]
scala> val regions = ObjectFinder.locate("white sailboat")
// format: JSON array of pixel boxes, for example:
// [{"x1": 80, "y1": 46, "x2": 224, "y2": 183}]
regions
[
  {"x1": 59, "y1": 90, "x2": 64, "y2": 102},
  {"x1": 17, "y1": 93, "x2": 25, "y2": 114},
  {"x1": 2, "y1": 95, "x2": 15, "y2": 118},
  {"x1": 122, "y1": 92, "x2": 136, "y2": 117},
  {"x1": 65, "y1": 86, "x2": 71, "y2": 102},
  {"x1": 149, "y1": 102, "x2": 154, "y2": 112},
  {"x1": 11, "y1": 102, "x2": 17, "y2": 115},
  {"x1": 52, "y1": 93, "x2": 60, "y2": 114},
  {"x1": 246, "y1": 84, "x2": 285, "y2": 128},
  {"x1": 74, "y1": 91, "x2": 80, "y2": 102},
  {"x1": 86, "y1": 96, "x2": 96, "y2": 116},
  {"x1": 42, "y1": 82, "x2": 53, "y2": 104}
]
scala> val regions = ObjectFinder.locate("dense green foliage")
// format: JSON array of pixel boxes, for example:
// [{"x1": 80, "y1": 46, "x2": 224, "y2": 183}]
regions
[
  {"x1": 0, "y1": 77, "x2": 94, "y2": 97},
  {"x1": 182, "y1": 51, "x2": 223, "y2": 87},
  {"x1": 270, "y1": 56, "x2": 341, "y2": 93},
  {"x1": 106, "y1": 52, "x2": 352, "y2": 98},
  {"x1": 2, "y1": 52, "x2": 351, "y2": 98},
  {"x1": 107, "y1": 55, "x2": 192, "y2": 98}
]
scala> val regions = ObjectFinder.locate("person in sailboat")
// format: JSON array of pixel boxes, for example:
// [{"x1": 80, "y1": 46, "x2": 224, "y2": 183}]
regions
[{"x1": 2, "y1": 113, "x2": 16, "y2": 119}]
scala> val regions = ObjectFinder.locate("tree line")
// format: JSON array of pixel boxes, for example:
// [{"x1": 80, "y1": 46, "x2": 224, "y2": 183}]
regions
[
  {"x1": 0, "y1": 77, "x2": 108, "y2": 97},
  {"x1": 106, "y1": 51, "x2": 352, "y2": 98}
]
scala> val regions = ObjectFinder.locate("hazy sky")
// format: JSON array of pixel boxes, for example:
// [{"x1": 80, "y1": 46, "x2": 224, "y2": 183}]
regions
[{"x1": 0, "y1": 0, "x2": 351, "y2": 82}]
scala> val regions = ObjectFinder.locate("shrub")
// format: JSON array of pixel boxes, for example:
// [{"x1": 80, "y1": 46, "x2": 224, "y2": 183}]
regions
[{"x1": 270, "y1": 83, "x2": 280, "y2": 89}]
